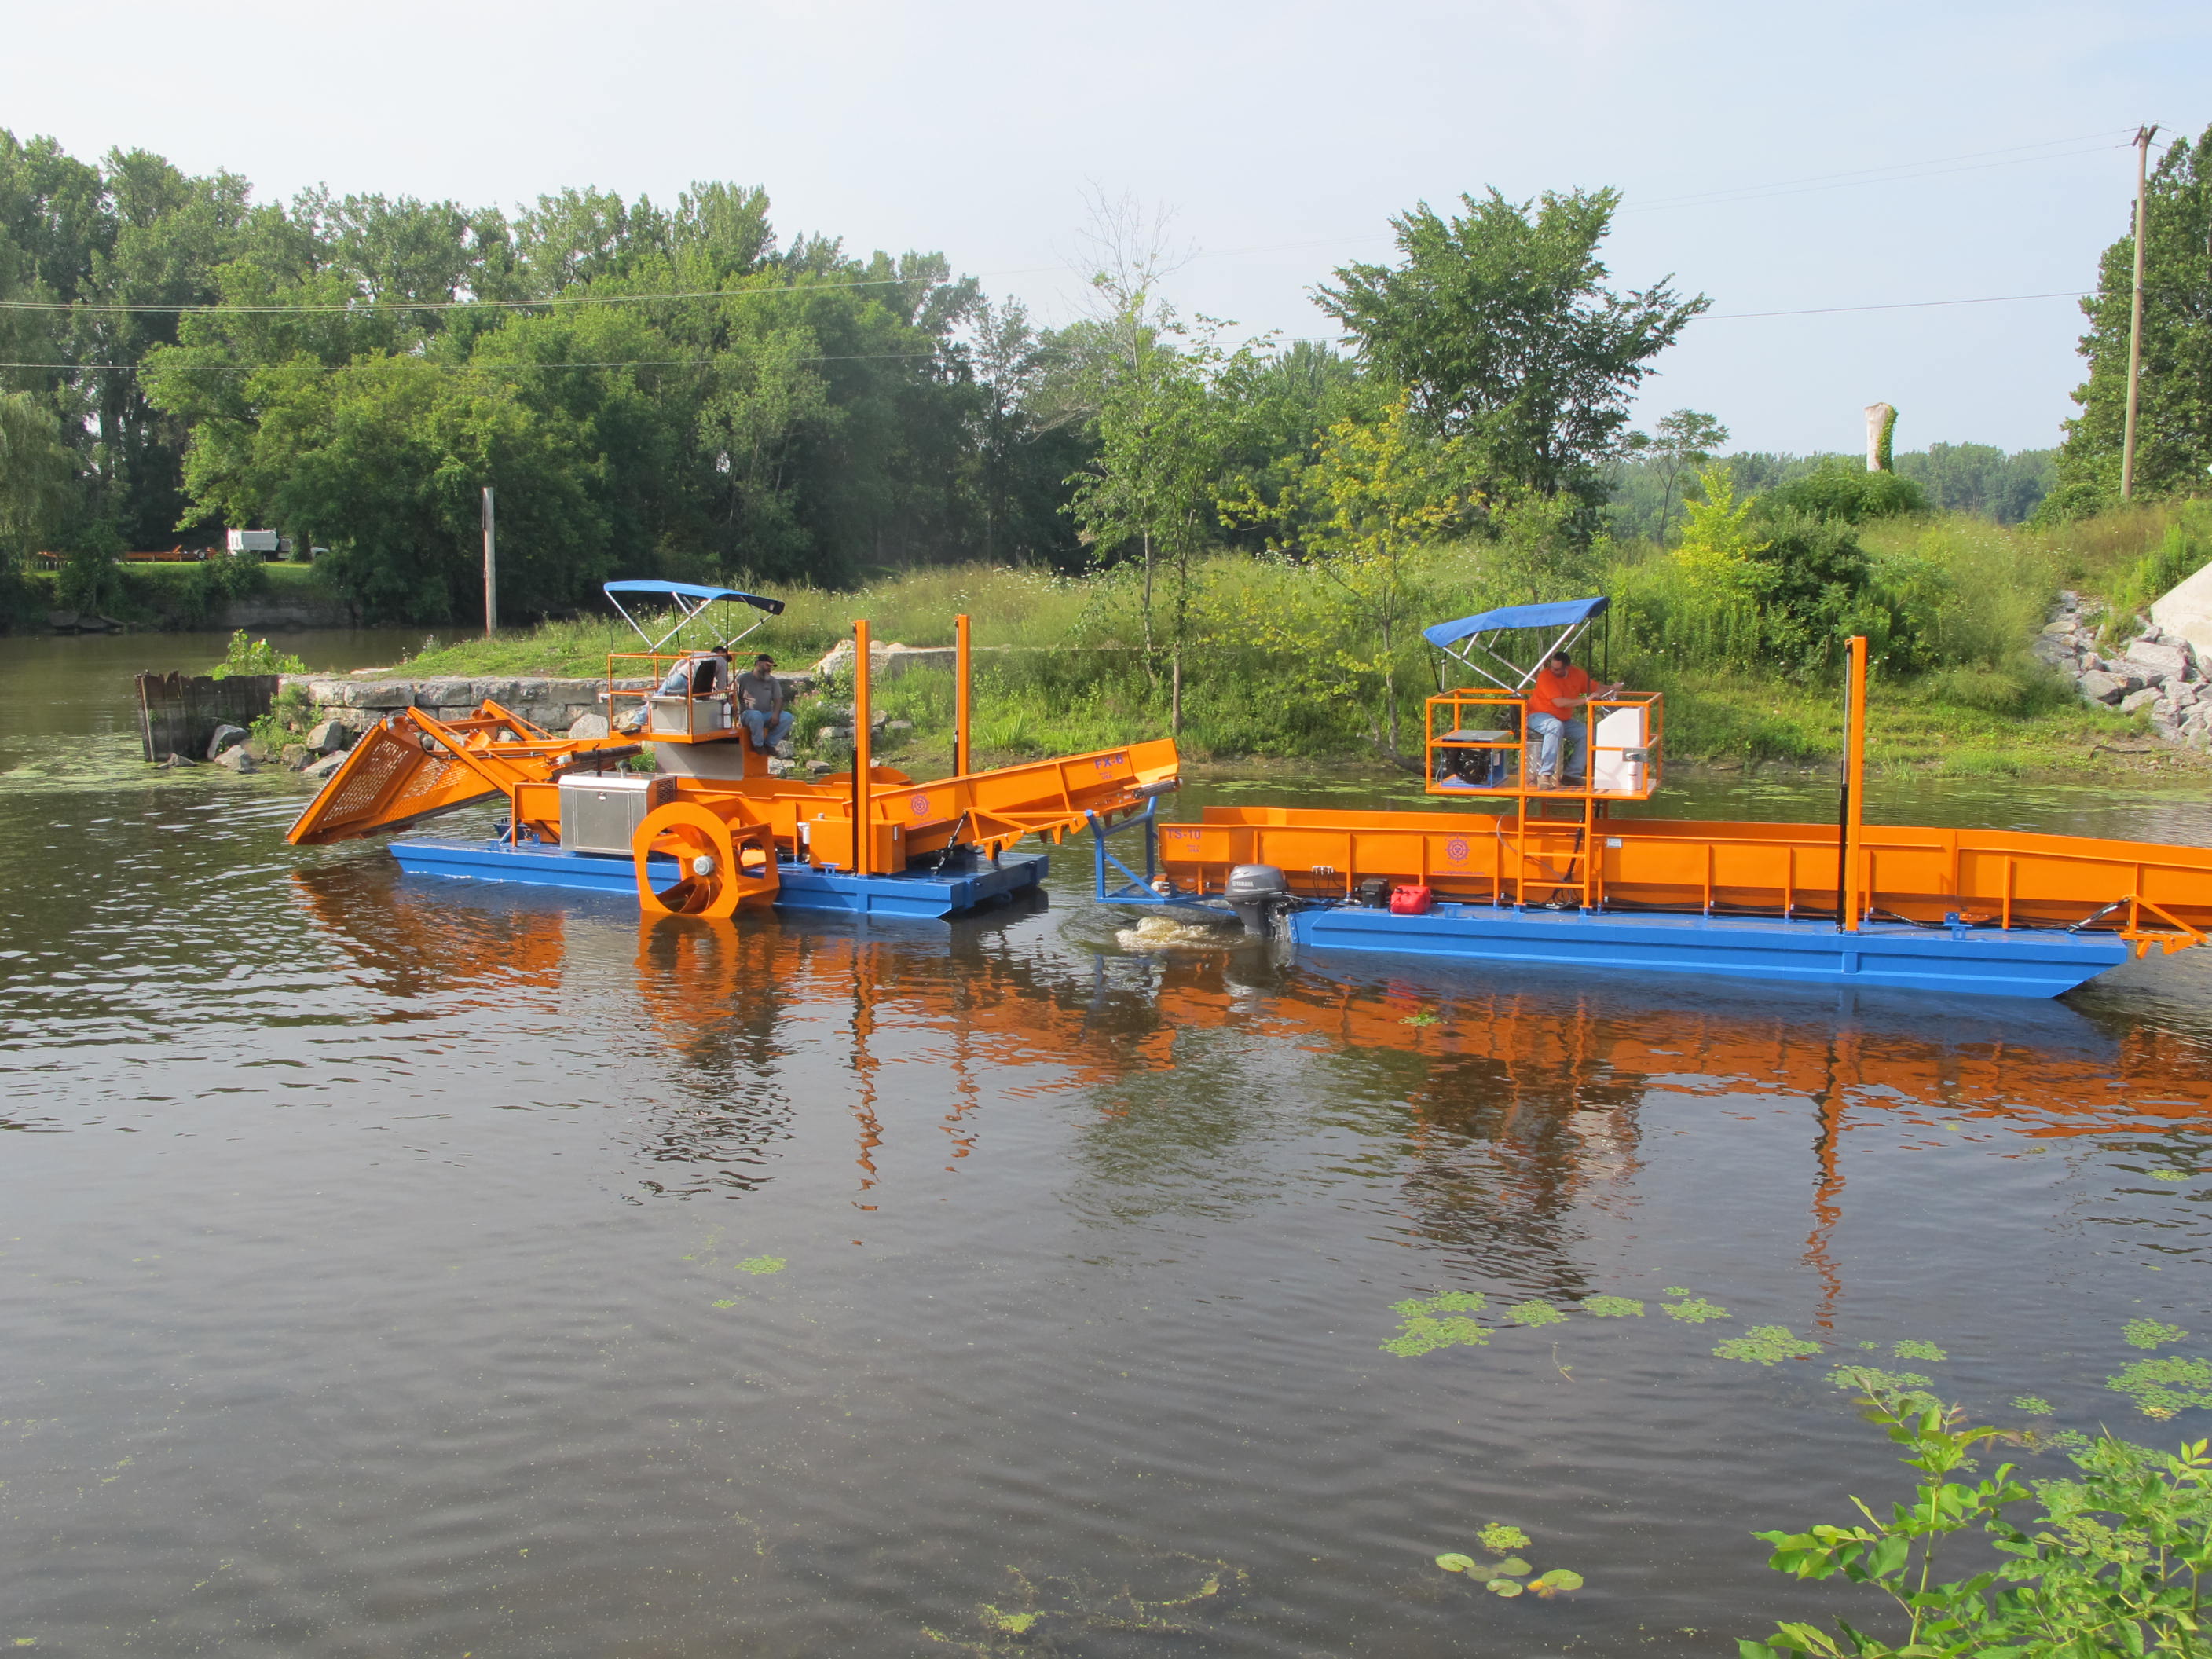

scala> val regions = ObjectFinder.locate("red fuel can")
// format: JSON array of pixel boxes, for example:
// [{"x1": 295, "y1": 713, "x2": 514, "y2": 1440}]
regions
[{"x1": 1389, "y1": 885, "x2": 1434, "y2": 915}]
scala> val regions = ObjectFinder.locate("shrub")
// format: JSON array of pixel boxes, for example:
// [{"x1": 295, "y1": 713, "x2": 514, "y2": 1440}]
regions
[
  {"x1": 1757, "y1": 459, "x2": 1927, "y2": 524},
  {"x1": 1744, "y1": 1388, "x2": 2212, "y2": 1659},
  {"x1": 211, "y1": 630, "x2": 307, "y2": 680}
]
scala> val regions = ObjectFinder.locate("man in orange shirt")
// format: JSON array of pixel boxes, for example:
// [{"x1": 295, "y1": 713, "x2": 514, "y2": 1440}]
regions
[{"x1": 1527, "y1": 650, "x2": 1623, "y2": 787}]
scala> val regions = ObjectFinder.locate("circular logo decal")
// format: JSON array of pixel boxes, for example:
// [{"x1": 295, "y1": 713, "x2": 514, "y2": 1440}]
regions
[
  {"x1": 910, "y1": 794, "x2": 932, "y2": 816},
  {"x1": 1445, "y1": 837, "x2": 1470, "y2": 862}
]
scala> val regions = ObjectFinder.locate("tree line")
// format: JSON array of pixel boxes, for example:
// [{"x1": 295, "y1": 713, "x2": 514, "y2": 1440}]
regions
[{"x1": 3, "y1": 123, "x2": 2198, "y2": 635}]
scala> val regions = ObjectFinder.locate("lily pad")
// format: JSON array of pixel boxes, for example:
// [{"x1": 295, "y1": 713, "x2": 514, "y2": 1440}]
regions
[
  {"x1": 1434, "y1": 1553, "x2": 1478, "y2": 1573},
  {"x1": 1484, "y1": 1579, "x2": 1524, "y2": 1598},
  {"x1": 1530, "y1": 1569, "x2": 1584, "y2": 1597},
  {"x1": 1490, "y1": 1557, "x2": 1532, "y2": 1577}
]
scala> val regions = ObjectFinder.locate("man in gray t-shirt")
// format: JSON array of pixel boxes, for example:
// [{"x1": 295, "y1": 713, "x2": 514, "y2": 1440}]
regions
[{"x1": 734, "y1": 654, "x2": 792, "y2": 752}]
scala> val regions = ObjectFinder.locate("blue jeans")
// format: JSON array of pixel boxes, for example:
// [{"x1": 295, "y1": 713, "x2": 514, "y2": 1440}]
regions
[
  {"x1": 741, "y1": 709, "x2": 792, "y2": 750},
  {"x1": 1528, "y1": 712, "x2": 1584, "y2": 781}
]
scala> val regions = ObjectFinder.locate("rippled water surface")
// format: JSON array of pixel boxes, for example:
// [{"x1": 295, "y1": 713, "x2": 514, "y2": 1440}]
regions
[{"x1": 5, "y1": 633, "x2": 2212, "y2": 1657}]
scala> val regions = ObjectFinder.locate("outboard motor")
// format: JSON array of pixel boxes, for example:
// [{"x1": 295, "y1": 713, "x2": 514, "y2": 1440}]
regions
[{"x1": 1223, "y1": 863, "x2": 1291, "y2": 937}]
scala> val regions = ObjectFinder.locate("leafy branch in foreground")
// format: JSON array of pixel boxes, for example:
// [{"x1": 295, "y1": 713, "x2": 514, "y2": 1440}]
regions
[{"x1": 1742, "y1": 1387, "x2": 2212, "y2": 1659}]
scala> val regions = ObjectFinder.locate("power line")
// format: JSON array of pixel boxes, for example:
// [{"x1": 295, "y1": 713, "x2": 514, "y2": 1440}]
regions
[
  {"x1": 0, "y1": 349, "x2": 947, "y2": 372},
  {"x1": 0, "y1": 126, "x2": 2141, "y2": 316},
  {"x1": 1618, "y1": 130, "x2": 2136, "y2": 212},
  {"x1": 1702, "y1": 289, "x2": 2089, "y2": 320}
]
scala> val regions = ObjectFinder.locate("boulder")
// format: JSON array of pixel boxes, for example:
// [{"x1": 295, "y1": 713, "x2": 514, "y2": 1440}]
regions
[
  {"x1": 766, "y1": 758, "x2": 799, "y2": 779},
  {"x1": 280, "y1": 744, "x2": 309, "y2": 770},
  {"x1": 567, "y1": 712, "x2": 611, "y2": 740},
  {"x1": 206, "y1": 723, "x2": 250, "y2": 760},
  {"x1": 156, "y1": 752, "x2": 197, "y2": 769},
  {"x1": 805, "y1": 759, "x2": 837, "y2": 776},
  {"x1": 243, "y1": 737, "x2": 274, "y2": 762},
  {"x1": 214, "y1": 745, "x2": 257, "y2": 774},
  {"x1": 2119, "y1": 687, "x2": 2163, "y2": 715},
  {"x1": 300, "y1": 749, "x2": 348, "y2": 779},
  {"x1": 2124, "y1": 641, "x2": 2192, "y2": 683},
  {"x1": 46, "y1": 610, "x2": 78, "y2": 632},
  {"x1": 305, "y1": 719, "x2": 353, "y2": 753},
  {"x1": 883, "y1": 719, "x2": 913, "y2": 734},
  {"x1": 2078, "y1": 672, "x2": 2128, "y2": 705}
]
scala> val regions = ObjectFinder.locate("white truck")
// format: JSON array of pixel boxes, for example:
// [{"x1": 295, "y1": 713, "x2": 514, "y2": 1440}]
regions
[{"x1": 225, "y1": 529, "x2": 281, "y2": 558}]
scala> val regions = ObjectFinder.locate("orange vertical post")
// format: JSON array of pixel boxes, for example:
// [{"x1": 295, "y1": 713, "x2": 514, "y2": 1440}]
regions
[
  {"x1": 852, "y1": 618, "x2": 873, "y2": 876},
  {"x1": 1841, "y1": 635, "x2": 1868, "y2": 932},
  {"x1": 954, "y1": 612, "x2": 971, "y2": 777}
]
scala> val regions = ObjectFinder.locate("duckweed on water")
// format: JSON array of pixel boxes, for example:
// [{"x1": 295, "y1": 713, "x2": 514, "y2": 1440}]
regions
[
  {"x1": 1503, "y1": 1301, "x2": 1568, "y2": 1328},
  {"x1": 1580, "y1": 1295, "x2": 1644, "y2": 1318},
  {"x1": 1382, "y1": 1317, "x2": 1491, "y2": 1357},
  {"x1": 1478, "y1": 1523, "x2": 1530, "y2": 1552},
  {"x1": 1714, "y1": 1326, "x2": 1822, "y2": 1366},
  {"x1": 2105, "y1": 1355, "x2": 2212, "y2": 1419},
  {"x1": 2012, "y1": 1395, "x2": 2056, "y2": 1415},
  {"x1": 1661, "y1": 1296, "x2": 1730, "y2": 1324},
  {"x1": 736, "y1": 1256, "x2": 787, "y2": 1275},
  {"x1": 2151, "y1": 1169, "x2": 2192, "y2": 1181},
  {"x1": 1827, "y1": 1366, "x2": 1933, "y2": 1396},
  {"x1": 2123, "y1": 1318, "x2": 2188, "y2": 1349},
  {"x1": 1663, "y1": 1286, "x2": 1690, "y2": 1296},
  {"x1": 1892, "y1": 1339, "x2": 1947, "y2": 1361}
]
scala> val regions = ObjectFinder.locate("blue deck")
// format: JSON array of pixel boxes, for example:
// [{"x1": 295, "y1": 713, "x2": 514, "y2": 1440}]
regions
[
  {"x1": 1289, "y1": 900, "x2": 2130, "y2": 998},
  {"x1": 387, "y1": 836, "x2": 1048, "y2": 921}
]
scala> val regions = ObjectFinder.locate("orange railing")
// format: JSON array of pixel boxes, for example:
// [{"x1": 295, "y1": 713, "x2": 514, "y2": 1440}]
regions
[
  {"x1": 1424, "y1": 690, "x2": 1663, "y2": 800},
  {"x1": 605, "y1": 653, "x2": 741, "y2": 744},
  {"x1": 1152, "y1": 804, "x2": 2212, "y2": 937}
]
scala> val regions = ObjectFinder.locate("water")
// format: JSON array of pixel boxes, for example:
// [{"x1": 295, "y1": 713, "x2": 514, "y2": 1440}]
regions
[{"x1": 5, "y1": 633, "x2": 2212, "y2": 1656}]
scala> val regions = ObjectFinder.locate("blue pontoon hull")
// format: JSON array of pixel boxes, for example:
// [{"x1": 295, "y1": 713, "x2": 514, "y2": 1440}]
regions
[
  {"x1": 1290, "y1": 899, "x2": 2130, "y2": 998},
  {"x1": 388, "y1": 836, "x2": 1047, "y2": 921}
]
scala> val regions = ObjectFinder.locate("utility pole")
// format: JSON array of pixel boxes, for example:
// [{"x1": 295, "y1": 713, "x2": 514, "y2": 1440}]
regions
[
  {"x1": 481, "y1": 486, "x2": 497, "y2": 638},
  {"x1": 2122, "y1": 124, "x2": 2159, "y2": 502}
]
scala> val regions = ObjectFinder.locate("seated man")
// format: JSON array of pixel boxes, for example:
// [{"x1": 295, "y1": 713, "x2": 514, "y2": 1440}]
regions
[
  {"x1": 733, "y1": 652, "x2": 793, "y2": 753},
  {"x1": 1527, "y1": 649, "x2": 1623, "y2": 787},
  {"x1": 658, "y1": 647, "x2": 732, "y2": 699}
]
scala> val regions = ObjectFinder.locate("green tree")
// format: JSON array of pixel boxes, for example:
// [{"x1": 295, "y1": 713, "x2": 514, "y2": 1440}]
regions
[
  {"x1": 1621, "y1": 408, "x2": 1729, "y2": 541},
  {"x1": 2050, "y1": 123, "x2": 2212, "y2": 515},
  {"x1": 1317, "y1": 188, "x2": 1708, "y2": 505},
  {"x1": 1260, "y1": 395, "x2": 1475, "y2": 756}
]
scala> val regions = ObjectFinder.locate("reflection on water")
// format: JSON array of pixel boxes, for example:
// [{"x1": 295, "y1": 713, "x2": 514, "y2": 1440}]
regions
[{"x1": 5, "y1": 639, "x2": 2212, "y2": 1657}]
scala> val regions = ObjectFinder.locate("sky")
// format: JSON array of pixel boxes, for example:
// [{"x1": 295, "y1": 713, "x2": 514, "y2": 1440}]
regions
[{"x1": 4, "y1": 0, "x2": 2207, "y2": 456}]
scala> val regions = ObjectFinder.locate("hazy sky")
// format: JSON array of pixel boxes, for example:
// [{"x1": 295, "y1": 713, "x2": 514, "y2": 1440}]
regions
[{"x1": 5, "y1": 0, "x2": 2206, "y2": 455}]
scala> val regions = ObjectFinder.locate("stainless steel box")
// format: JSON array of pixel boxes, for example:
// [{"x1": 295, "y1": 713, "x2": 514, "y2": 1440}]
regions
[
  {"x1": 558, "y1": 773, "x2": 674, "y2": 855},
  {"x1": 649, "y1": 695, "x2": 731, "y2": 736}
]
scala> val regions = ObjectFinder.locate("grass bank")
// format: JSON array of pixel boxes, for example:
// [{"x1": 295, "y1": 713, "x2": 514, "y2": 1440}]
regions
[{"x1": 324, "y1": 501, "x2": 2207, "y2": 778}]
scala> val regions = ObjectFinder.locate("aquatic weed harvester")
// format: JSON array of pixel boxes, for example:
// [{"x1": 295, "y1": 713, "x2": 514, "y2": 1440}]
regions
[
  {"x1": 1093, "y1": 597, "x2": 2212, "y2": 998},
  {"x1": 287, "y1": 581, "x2": 1178, "y2": 919}
]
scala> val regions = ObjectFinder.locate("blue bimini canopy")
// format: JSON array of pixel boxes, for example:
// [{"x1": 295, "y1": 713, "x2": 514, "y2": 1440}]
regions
[
  {"x1": 1421, "y1": 595, "x2": 1608, "y2": 649},
  {"x1": 1423, "y1": 595, "x2": 1610, "y2": 692},
  {"x1": 602, "y1": 580, "x2": 785, "y2": 653}
]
